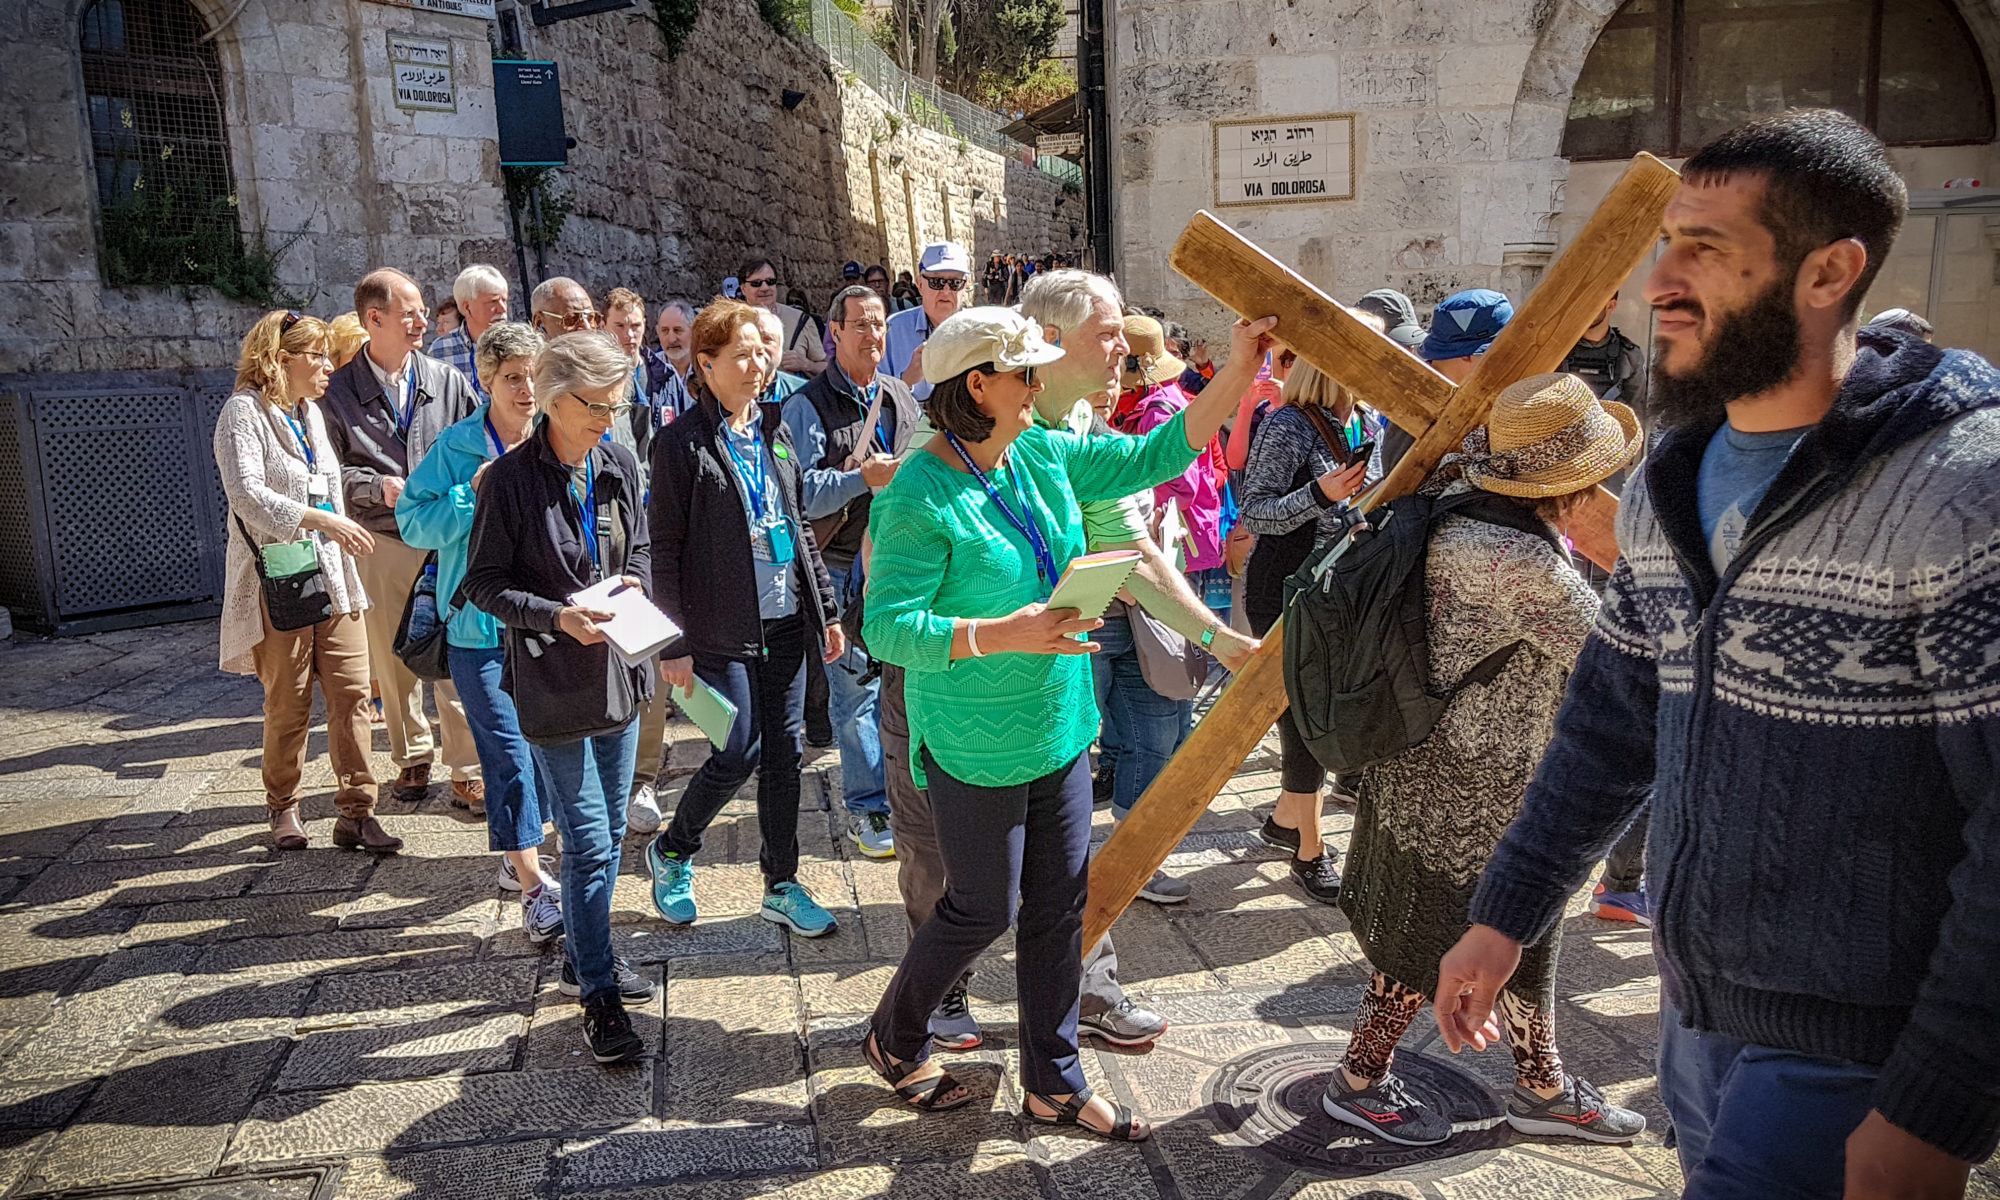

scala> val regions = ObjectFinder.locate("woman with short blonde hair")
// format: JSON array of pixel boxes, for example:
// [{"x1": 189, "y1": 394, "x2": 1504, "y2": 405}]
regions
[
  {"x1": 215, "y1": 310, "x2": 394, "y2": 853},
  {"x1": 327, "y1": 311, "x2": 368, "y2": 370}
]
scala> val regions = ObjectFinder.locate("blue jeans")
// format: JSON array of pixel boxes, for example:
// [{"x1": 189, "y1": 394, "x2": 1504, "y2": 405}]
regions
[
  {"x1": 448, "y1": 643, "x2": 549, "y2": 853},
  {"x1": 826, "y1": 563, "x2": 887, "y2": 815},
  {"x1": 658, "y1": 614, "x2": 808, "y2": 885},
  {"x1": 1090, "y1": 610, "x2": 1191, "y2": 819},
  {"x1": 1657, "y1": 1000, "x2": 1880, "y2": 1199},
  {"x1": 873, "y1": 748, "x2": 1094, "y2": 1095},
  {"x1": 533, "y1": 719, "x2": 639, "y2": 1003}
]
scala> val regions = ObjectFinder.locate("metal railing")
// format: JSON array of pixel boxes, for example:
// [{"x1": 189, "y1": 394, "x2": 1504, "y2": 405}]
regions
[{"x1": 800, "y1": 0, "x2": 1072, "y2": 178}]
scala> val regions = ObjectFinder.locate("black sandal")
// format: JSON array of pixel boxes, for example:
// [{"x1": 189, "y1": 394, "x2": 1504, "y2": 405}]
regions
[
  {"x1": 1021, "y1": 1085, "x2": 1150, "y2": 1142},
  {"x1": 864, "y1": 1029, "x2": 973, "y2": 1111}
]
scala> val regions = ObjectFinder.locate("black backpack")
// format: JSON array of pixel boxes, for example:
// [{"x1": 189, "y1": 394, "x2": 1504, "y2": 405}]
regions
[{"x1": 1281, "y1": 490, "x2": 1564, "y2": 775}]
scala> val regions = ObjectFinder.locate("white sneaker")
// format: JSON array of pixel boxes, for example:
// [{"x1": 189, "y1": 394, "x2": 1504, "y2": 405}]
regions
[
  {"x1": 522, "y1": 883, "x2": 564, "y2": 944},
  {"x1": 496, "y1": 853, "x2": 555, "y2": 893},
  {"x1": 626, "y1": 783, "x2": 663, "y2": 835}
]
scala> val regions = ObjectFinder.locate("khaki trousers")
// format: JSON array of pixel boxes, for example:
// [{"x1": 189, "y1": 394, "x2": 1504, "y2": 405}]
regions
[
  {"x1": 631, "y1": 677, "x2": 672, "y2": 791},
  {"x1": 353, "y1": 534, "x2": 480, "y2": 778},
  {"x1": 251, "y1": 607, "x2": 377, "y2": 818}
]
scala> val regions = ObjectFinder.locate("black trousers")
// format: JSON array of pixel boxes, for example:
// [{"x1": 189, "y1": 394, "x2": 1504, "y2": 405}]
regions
[{"x1": 872, "y1": 747, "x2": 1093, "y2": 1095}]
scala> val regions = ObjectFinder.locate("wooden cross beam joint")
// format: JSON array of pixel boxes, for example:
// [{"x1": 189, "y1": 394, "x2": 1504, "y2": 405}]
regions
[{"x1": 1082, "y1": 153, "x2": 1682, "y2": 953}]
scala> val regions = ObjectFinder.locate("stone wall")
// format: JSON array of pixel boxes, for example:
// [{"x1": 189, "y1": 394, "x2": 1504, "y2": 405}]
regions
[
  {"x1": 1108, "y1": 0, "x2": 2000, "y2": 352},
  {"x1": 0, "y1": 0, "x2": 1078, "y2": 377},
  {"x1": 531, "y1": 0, "x2": 1079, "y2": 316}
]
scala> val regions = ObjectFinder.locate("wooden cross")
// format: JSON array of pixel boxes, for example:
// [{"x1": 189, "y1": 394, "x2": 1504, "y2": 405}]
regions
[{"x1": 1083, "y1": 153, "x2": 1681, "y2": 951}]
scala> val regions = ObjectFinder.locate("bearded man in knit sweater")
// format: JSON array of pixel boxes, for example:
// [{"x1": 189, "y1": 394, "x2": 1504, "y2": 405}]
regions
[{"x1": 1436, "y1": 109, "x2": 2000, "y2": 1198}]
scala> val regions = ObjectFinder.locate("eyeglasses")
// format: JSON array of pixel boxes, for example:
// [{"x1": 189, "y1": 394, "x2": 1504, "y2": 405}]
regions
[
  {"x1": 284, "y1": 350, "x2": 332, "y2": 366},
  {"x1": 744, "y1": 276, "x2": 778, "y2": 288},
  {"x1": 979, "y1": 362, "x2": 1038, "y2": 387},
  {"x1": 923, "y1": 276, "x2": 968, "y2": 292},
  {"x1": 563, "y1": 394, "x2": 637, "y2": 419},
  {"x1": 544, "y1": 310, "x2": 603, "y2": 330}
]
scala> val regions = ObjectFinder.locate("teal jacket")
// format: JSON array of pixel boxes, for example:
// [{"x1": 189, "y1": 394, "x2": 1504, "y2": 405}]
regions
[{"x1": 396, "y1": 406, "x2": 507, "y2": 650}]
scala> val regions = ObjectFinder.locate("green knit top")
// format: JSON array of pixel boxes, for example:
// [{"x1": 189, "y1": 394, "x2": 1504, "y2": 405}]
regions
[{"x1": 864, "y1": 412, "x2": 1201, "y2": 788}]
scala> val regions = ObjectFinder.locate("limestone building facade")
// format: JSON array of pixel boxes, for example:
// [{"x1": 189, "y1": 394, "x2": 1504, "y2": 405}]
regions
[
  {"x1": 1108, "y1": 0, "x2": 2000, "y2": 363},
  {"x1": 0, "y1": 0, "x2": 1079, "y2": 377}
]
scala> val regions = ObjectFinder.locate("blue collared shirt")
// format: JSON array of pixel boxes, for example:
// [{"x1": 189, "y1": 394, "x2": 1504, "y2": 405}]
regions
[
  {"x1": 781, "y1": 359, "x2": 899, "y2": 520},
  {"x1": 426, "y1": 326, "x2": 484, "y2": 403},
  {"x1": 882, "y1": 306, "x2": 934, "y2": 401}
]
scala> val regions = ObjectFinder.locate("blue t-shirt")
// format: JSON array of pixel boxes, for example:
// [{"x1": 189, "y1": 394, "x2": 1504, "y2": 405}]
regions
[{"x1": 1697, "y1": 423, "x2": 1810, "y2": 572}]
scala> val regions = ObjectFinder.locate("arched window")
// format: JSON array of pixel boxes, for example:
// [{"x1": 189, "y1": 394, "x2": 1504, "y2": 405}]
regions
[
  {"x1": 80, "y1": 0, "x2": 242, "y2": 287},
  {"x1": 1564, "y1": 0, "x2": 1995, "y2": 161}
]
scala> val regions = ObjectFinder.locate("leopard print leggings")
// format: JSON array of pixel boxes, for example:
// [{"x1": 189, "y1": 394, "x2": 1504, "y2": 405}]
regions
[{"x1": 1339, "y1": 970, "x2": 1564, "y2": 1090}]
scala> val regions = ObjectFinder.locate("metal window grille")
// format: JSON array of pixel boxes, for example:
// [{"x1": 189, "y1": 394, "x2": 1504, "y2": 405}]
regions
[{"x1": 79, "y1": 0, "x2": 243, "y2": 287}]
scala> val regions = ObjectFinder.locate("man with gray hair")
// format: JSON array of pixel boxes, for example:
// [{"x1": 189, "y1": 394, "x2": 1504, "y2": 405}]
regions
[
  {"x1": 644, "y1": 298, "x2": 697, "y2": 425},
  {"x1": 427, "y1": 264, "x2": 511, "y2": 400}
]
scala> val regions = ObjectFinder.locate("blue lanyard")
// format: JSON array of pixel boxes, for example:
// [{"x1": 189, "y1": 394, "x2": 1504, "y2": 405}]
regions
[
  {"x1": 483, "y1": 415, "x2": 505, "y2": 459},
  {"x1": 281, "y1": 406, "x2": 316, "y2": 472},
  {"x1": 387, "y1": 370, "x2": 417, "y2": 437},
  {"x1": 722, "y1": 424, "x2": 774, "y2": 523},
  {"x1": 567, "y1": 454, "x2": 598, "y2": 566},
  {"x1": 942, "y1": 431, "x2": 1059, "y2": 593},
  {"x1": 858, "y1": 383, "x2": 889, "y2": 454}
]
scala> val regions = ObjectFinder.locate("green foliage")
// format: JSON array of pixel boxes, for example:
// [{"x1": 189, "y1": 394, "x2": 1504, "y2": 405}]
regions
[
  {"x1": 832, "y1": 0, "x2": 863, "y2": 15},
  {"x1": 646, "y1": 0, "x2": 701, "y2": 57},
  {"x1": 97, "y1": 148, "x2": 297, "y2": 305},
  {"x1": 757, "y1": 0, "x2": 810, "y2": 34},
  {"x1": 938, "y1": 0, "x2": 1064, "y2": 97},
  {"x1": 978, "y1": 56, "x2": 1075, "y2": 113},
  {"x1": 502, "y1": 166, "x2": 573, "y2": 251}
]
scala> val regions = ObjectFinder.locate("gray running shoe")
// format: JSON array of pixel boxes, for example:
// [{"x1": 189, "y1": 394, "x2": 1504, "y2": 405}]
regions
[
  {"x1": 1137, "y1": 869, "x2": 1191, "y2": 905},
  {"x1": 1078, "y1": 998, "x2": 1167, "y2": 1047},
  {"x1": 1505, "y1": 1076, "x2": 1646, "y2": 1143},
  {"x1": 928, "y1": 984, "x2": 983, "y2": 1050},
  {"x1": 1319, "y1": 1069, "x2": 1452, "y2": 1147}
]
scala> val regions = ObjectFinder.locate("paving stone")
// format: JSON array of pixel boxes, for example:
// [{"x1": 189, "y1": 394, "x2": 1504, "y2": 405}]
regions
[
  {"x1": 1153, "y1": 1114, "x2": 1276, "y2": 1200},
  {"x1": 11, "y1": 854, "x2": 263, "y2": 909},
  {"x1": 1109, "y1": 1043, "x2": 1228, "y2": 1121},
  {"x1": 1104, "y1": 904, "x2": 1223, "y2": 995},
  {"x1": 301, "y1": 959, "x2": 540, "y2": 1030},
  {"x1": 192, "y1": 928, "x2": 484, "y2": 981},
  {"x1": 66, "y1": 819, "x2": 265, "y2": 863},
  {"x1": 1176, "y1": 910, "x2": 1349, "y2": 986},
  {"x1": 1036, "y1": 1133, "x2": 1165, "y2": 1200},
  {"x1": 559, "y1": 1125, "x2": 818, "y2": 1188},
  {"x1": 564, "y1": 1155, "x2": 1037, "y2": 1200},
  {"x1": 333, "y1": 1139, "x2": 560, "y2": 1200},
  {"x1": 275, "y1": 1012, "x2": 526, "y2": 1090},
  {"x1": 147, "y1": 974, "x2": 314, "y2": 1044},
  {"x1": 30, "y1": 1038, "x2": 286, "y2": 1191},
  {"x1": 0, "y1": 1078, "x2": 96, "y2": 1130},
  {"x1": 123, "y1": 891, "x2": 350, "y2": 946},
  {"x1": 45, "y1": 1175, "x2": 322, "y2": 1200},
  {"x1": 799, "y1": 963, "x2": 898, "y2": 1019},
  {"x1": 1277, "y1": 1179, "x2": 1426, "y2": 1199},
  {"x1": 809, "y1": 1049, "x2": 1019, "y2": 1166},
  {"x1": 227, "y1": 1065, "x2": 651, "y2": 1163},
  {"x1": 245, "y1": 848, "x2": 379, "y2": 895},
  {"x1": 1428, "y1": 1148, "x2": 1657, "y2": 1199},
  {"x1": 0, "y1": 1129, "x2": 52, "y2": 1194},
  {"x1": 0, "y1": 944, "x2": 198, "y2": 1080},
  {"x1": 618, "y1": 915, "x2": 783, "y2": 962}
]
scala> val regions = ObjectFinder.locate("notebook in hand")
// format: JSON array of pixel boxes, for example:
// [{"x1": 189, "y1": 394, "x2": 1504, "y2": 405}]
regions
[
  {"x1": 568, "y1": 577, "x2": 682, "y2": 667},
  {"x1": 1045, "y1": 550, "x2": 1143, "y2": 621}
]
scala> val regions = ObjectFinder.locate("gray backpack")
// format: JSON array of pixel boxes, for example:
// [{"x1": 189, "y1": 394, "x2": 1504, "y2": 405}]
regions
[{"x1": 1281, "y1": 491, "x2": 1562, "y2": 775}]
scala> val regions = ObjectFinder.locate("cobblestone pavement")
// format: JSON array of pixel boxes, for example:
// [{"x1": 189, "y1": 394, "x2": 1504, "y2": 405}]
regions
[{"x1": 1, "y1": 623, "x2": 1993, "y2": 1200}]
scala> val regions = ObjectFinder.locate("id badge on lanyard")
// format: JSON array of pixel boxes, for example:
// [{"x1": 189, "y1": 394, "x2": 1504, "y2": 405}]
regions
[{"x1": 307, "y1": 474, "x2": 334, "y2": 514}]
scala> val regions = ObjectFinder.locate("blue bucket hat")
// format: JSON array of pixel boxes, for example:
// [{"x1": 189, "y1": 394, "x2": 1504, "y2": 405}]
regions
[{"x1": 1420, "y1": 288, "x2": 1513, "y2": 362}]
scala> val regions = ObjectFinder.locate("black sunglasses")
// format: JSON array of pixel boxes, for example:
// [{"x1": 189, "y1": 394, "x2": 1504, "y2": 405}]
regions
[
  {"x1": 923, "y1": 277, "x2": 967, "y2": 292},
  {"x1": 744, "y1": 276, "x2": 778, "y2": 288},
  {"x1": 281, "y1": 310, "x2": 302, "y2": 332}
]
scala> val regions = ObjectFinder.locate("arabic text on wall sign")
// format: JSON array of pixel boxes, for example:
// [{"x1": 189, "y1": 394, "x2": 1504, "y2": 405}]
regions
[
  {"x1": 1212, "y1": 115, "x2": 1357, "y2": 208},
  {"x1": 389, "y1": 33, "x2": 457, "y2": 113}
]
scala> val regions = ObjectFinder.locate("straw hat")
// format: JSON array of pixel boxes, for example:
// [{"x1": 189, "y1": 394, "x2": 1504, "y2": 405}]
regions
[
  {"x1": 1461, "y1": 372, "x2": 1642, "y2": 498},
  {"x1": 1120, "y1": 315, "x2": 1187, "y2": 389}
]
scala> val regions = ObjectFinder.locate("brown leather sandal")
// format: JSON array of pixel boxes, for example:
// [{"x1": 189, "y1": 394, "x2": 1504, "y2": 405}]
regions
[
  {"x1": 864, "y1": 1029, "x2": 973, "y2": 1111},
  {"x1": 1021, "y1": 1085, "x2": 1150, "y2": 1141}
]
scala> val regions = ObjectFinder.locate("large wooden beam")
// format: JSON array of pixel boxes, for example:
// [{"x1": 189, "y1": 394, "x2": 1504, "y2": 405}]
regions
[{"x1": 1082, "y1": 153, "x2": 1680, "y2": 952}]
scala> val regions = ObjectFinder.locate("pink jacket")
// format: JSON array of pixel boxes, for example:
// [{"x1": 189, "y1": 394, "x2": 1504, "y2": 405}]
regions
[{"x1": 1121, "y1": 382, "x2": 1223, "y2": 571}]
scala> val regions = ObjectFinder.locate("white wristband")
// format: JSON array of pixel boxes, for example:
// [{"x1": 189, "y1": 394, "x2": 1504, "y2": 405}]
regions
[{"x1": 966, "y1": 618, "x2": 986, "y2": 658}]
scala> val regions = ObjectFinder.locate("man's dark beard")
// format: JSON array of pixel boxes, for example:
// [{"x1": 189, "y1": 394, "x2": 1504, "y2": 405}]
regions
[{"x1": 1649, "y1": 273, "x2": 1802, "y2": 431}]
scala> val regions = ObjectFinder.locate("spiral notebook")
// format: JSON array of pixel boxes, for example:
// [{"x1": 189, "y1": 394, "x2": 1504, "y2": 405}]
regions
[{"x1": 1045, "y1": 550, "x2": 1143, "y2": 621}]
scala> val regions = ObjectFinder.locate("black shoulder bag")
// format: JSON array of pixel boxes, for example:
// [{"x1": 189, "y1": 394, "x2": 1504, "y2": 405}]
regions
[{"x1": 236, "y1": 517, "x2": 333, "y2": 632}]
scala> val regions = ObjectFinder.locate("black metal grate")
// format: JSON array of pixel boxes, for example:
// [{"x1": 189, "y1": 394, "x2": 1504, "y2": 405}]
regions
[
  {"x1": 80, "y1": 0, "x2": 243, "y2": 287},
  {"x1": 0, "y1": 396, "x2": 46, "y2": 621},
  {"x1": 37, "y1": 390, "x2": 209, "y2": 614}
]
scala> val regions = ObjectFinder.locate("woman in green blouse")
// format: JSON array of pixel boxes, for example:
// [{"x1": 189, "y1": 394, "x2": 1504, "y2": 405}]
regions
[{"x1": 860, "y1": 307, "x2": 1207, "y2": 1141}]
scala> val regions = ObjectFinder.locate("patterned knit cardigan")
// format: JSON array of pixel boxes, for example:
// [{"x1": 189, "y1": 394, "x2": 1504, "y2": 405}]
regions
[{"x1": 1472, "y1": 329, "x2": 2000, "y2": 1162}]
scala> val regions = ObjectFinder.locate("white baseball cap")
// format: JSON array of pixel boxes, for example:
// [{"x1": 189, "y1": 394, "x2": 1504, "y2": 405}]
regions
[
  {"x1": 919, "y1": 242, "x2": 972, "y2": 276},
  {"x1": 922, "y1": 306, "x2": 1066, "y2": 385}
]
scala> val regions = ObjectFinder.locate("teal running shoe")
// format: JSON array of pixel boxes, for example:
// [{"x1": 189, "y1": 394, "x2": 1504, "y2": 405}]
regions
[
  {"x1": 648, "y1": 839, "x2": 697, "y2": 925},
  {"x1": 761, "y1": 880, "x2": 837, "y2": 938}
]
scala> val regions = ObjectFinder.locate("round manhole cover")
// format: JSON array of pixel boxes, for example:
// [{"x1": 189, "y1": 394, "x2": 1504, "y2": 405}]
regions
[{"x1": 1203, "y1": 1041, "x2": 1508, "y2": 1178}]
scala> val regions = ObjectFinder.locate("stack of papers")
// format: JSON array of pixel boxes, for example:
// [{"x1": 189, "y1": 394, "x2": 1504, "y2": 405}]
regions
[{"x1": 568, "y1": 578, "x2": 682, "y2": 667}]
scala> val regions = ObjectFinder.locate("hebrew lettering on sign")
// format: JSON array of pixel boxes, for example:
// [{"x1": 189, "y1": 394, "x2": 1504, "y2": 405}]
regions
[{"x1": 1213, "y1": 114, "x2": 1356, "y2": 209}]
